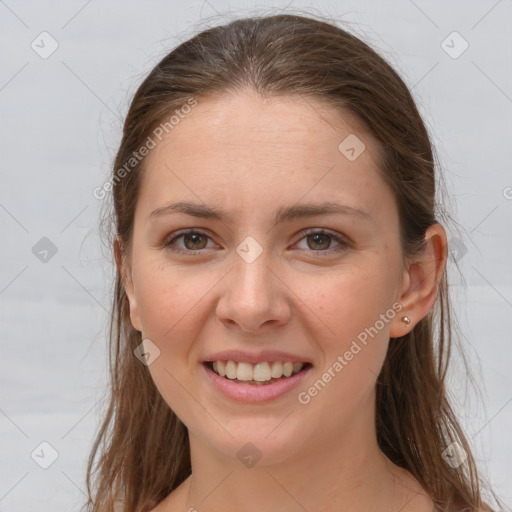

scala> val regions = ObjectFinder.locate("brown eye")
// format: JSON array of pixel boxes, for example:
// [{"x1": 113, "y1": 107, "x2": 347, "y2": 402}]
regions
[
  {"x1": 165, "y1": 230, "x2": 213, "y2": 252},
  {"x1": 182, "y1": 233, "x2": 208, "y2": 250},
  {"x1": 306, "y1": 233, "x2": 332, "y2": 251},
  {"x1": 295, "y1": 229, "x2": 349, "y2": 255}
]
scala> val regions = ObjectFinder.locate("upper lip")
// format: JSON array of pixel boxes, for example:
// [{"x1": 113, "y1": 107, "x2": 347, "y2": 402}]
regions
[{"x1": 203, "y1": 349, "x2": 312, "y2": 365}]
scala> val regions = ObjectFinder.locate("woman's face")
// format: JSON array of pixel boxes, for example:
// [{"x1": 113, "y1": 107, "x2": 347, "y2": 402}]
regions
[{"x1": 123, "y1": 90, "x2": 410, "y2": 464}]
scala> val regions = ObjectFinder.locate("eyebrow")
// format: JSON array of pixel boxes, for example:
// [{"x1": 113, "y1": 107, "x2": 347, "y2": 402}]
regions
[{"x1": 149, "y1": 200, "x2": 374, "y2": 225}]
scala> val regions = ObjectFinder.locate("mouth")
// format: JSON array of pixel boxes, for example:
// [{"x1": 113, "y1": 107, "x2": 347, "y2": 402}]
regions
[{"x1": 203, "y1": 360, "x2": 313, "y2": 386}]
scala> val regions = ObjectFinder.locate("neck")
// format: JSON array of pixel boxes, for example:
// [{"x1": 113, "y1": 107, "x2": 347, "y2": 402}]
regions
[{"x1": 174, "y1": 398, "x2": 426, "y2": 511}]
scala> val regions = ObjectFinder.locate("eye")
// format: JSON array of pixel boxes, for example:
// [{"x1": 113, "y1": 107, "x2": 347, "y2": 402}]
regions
[
  {"x1": 164, "y1": 229, "x2": 216, "y2": 253},
  {"x1": 294, "y1": 229, "x2": 349, "y2": 254},
  {"x1": 163, "y1": 228, "x2": 350, "y2": 256}
]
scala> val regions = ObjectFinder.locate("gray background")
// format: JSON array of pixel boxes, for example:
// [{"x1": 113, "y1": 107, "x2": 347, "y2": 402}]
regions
[{"x1": 0, "y1": 0, "x2": 511, "y2": 510}]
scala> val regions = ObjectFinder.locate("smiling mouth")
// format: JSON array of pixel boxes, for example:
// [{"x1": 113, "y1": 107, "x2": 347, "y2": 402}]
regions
[{"x1": 204, "y1": 360, "x2": 312, "y2": 386}]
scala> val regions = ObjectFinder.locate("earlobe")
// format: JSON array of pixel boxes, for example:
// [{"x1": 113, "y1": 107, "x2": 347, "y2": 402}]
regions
[
  {"x1": 114, "y1": 236, "x2": 142, "y2": 332},
  {"x1": 390, "y1": 224, "x2": 447, "y2": 338}
]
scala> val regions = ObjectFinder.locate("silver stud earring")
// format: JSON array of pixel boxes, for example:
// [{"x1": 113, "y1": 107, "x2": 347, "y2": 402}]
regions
[{"x1": 400, "y1": 315, "x2": 411, "y2": 326}]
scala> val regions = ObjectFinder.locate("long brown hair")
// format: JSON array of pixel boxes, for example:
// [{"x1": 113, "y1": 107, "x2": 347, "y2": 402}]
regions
[{"x1": 86, "y1": 13, "x2": 498, "y2": 512}]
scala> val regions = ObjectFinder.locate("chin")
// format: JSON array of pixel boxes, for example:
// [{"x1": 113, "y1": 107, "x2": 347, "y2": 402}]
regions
[{"x1": 191, "y1": 418, "x2": 311, "y2": 467}]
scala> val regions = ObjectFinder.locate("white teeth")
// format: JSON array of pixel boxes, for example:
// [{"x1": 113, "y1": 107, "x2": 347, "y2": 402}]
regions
[
  {"x1": 210, "y1": 360, "x2": 305, "y2": 381},
  {"x1": 283, "y1": 362, "x2": 293, "y2": 377},
  {"x1": 217, "y1": 360, "x2": 226, "y2": 377},
  {"x1": 253, "y1": 362, "x2": 271, "y2": 381},
  {"x1": 236, "y1": 362, "x2": 253, "y2": 381},
  {"x1": 271, "y1": 361, "x2": 283, "y2": 378},
  {"x1": 225, "y1": 360, "x2": 237, "y2": 379}
]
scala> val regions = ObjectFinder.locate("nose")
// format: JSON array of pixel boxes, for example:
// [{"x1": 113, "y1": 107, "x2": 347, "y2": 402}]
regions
[{"x1": 215, "y1": 251, "x2": 292, "y2": 334}]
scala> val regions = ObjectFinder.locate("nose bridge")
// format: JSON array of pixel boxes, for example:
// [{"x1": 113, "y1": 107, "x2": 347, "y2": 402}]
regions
[
  {"x1": 216, "y1": 235, "x2": 290, "y2": 330},
  {"x1": 232, "y1": 236, "x2": 275, "y2": 305}
]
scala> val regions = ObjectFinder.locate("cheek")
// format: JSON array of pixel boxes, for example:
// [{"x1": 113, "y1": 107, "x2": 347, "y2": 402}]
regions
[
  {"x1": 132, "y1": 260, "x2": 213, "y2": 425},
  {"x1": 302, "y1": 259, "x2": 399, "y2": 338},
  {"x1": 133, "y1": 257, "x2": 208, "y2": 340},
  {"x1": 294, "y1": 271, "x2": 395, "y2": 426},
  {"x1": 295, "y1": 258, "x2": 399, "y2": 387}
]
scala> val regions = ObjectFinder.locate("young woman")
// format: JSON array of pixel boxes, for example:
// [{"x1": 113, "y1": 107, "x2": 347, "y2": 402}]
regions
[{"x1": 86, "y1": 13, "x2": 500, "y2": 512}]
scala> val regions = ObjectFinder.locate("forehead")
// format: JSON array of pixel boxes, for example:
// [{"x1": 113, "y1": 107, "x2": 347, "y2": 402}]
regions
[{"x1": 135, "y1": 90, "x2": 393, "y2": 223}]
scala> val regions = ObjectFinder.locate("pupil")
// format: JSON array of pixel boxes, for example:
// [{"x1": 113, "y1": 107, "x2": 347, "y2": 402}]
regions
[
  {"x1": 309, "y1": 233, "x2": 330, "y2": 250},
  {"x1": 185, "y1": 233, "x2": 206, "y2": 249}
]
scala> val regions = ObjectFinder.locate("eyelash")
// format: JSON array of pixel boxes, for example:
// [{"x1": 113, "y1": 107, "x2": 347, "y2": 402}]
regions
[{"x1": 163, "y1": 228, "x2": 350, "y2": 257}]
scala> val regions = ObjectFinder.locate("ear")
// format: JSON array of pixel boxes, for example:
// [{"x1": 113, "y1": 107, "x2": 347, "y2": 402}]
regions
[
  {"x1": 114, "y1": 236, "x2": 142, "y2": 332},
  {"x1": 389, "y1": 223, "x2": 448, "y2": 337}
]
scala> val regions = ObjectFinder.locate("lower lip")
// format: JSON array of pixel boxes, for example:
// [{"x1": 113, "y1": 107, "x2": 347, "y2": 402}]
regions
[{"x1": 202, "y1": 363, "x2": 313, "y2": 403}]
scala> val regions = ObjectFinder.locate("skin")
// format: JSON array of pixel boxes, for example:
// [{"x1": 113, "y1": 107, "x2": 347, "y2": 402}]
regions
[{"x1": 116, "y1": 89, "x2": 447, "y2": 511}]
